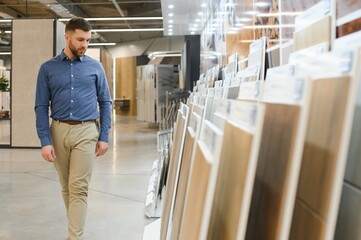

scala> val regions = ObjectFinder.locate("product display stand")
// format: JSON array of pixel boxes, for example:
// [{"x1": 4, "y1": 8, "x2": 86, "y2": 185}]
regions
[
  {"x1": 160, "y1": 103, "x2": 189, "y2": 240},
  {"x1": 178, "y1": 120, "x2": 224, "y2": 240},
  {"x1": 204, "y1": 100, "x2": 265, "y2": 240},
  {"x1": 244, "y1": 64, "x2": 310, "y2": 240},
  {"x1": 169, "y1": 111, "x2": 203, "y2": 240}
]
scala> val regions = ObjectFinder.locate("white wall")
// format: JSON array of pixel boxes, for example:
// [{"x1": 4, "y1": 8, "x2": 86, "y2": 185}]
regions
[{"x1": 107, "y1": 36, "x2": 185, "y2": 58}]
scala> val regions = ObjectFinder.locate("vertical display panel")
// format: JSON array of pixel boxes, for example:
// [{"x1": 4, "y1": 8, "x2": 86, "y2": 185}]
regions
[{"x1": 290, "y1": 76, "x2": 350, "y2": 240}]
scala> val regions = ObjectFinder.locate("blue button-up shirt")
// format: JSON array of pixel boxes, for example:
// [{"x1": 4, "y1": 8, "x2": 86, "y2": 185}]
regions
[{"x1": 35, "y1": 51, "x2": 112, "y2": 147}]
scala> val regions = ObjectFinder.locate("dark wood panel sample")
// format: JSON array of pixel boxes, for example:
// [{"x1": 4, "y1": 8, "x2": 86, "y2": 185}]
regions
[
  {"x1": 337, "y1": 18, "x2": 361, "y2": 38},
  {"x1": 207, "y1": 122, "x2": 253, "y2": 240},
  {"x1": 343, "y1": 105, "x2": 361, "y2": 189},
  {"x1": 161, "y1": 113, "x2": 186, "y2": 240},
  {"x1": 290, "y1": 76, "x2": 350, "y2": 240},
  {"x1": 179, "y1": 144, "x2": 211, "y2": 240},
  {"x1": 334, "y1": 183, "x2": 361, "y2": 240},
  {"x1": 245, "y1": 104, "x2": 300, "y2": 240},
  {"x1": 170, "y1": 130, "x2": 196, "y2": 240}
]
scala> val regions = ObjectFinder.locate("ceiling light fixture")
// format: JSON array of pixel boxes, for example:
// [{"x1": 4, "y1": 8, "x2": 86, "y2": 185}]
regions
[
  {"x1": 59, "y1": 17, "x2": 163, "y2": 21},
  {"x1": 0, "y1": 20, "x2": 11, "y2": 23},
  {"x1": 168, "y1": 4, "x2": 174, "y2": 9},
  {"x1": 201, "y1": 3, "x2": 207, "y2": 8},
  {"x1": 92, "y1": 28, "x2": 164, "y2": 32},
  {"x1": 255, "y1": 2, "x2": 271, "y2": 7},
  {"x1": 168, "y1": 13, "x2": 174, "y2": 17},
  {"x1": 0, "y1": 52, "x2": 11, "y2": 55},
  {"x1": 246, "y1": 11, "x2": 259, "y2": 15}
]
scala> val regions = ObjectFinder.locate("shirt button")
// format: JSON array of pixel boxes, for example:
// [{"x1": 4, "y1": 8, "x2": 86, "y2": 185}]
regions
[
  {"x1": 70, "y1": 113, "x2": 73, "y2": 116},
  {"x1": 71, "y1": 87, "x2": 74, "y2": 90},
  {"x1": 71, "y1": 100, "x2": 74, "y2": 103},
  {"x1": 71, "y1": 75, "x2": 74, "y2": 77}
]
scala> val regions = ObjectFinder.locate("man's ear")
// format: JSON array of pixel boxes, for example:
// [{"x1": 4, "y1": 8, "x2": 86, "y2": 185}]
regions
[{"x1": 64, "y1": 32, "x2": 70, "y2": 41}]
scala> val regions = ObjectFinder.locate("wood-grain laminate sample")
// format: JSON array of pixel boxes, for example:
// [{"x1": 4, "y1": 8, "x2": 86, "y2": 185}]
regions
[
  {"x1": 179, "y1": 144, "x2": 211, "y2": 240},
  {"x1": 293, "y1": 16, "x2": 331, "y2": 52},
  {"x1": 245, "y1": 104, "x2": 300, "y2": 240},
  {"x1": 170, "y1": 130, "x2": 196, "y2": 240},
  {"x1": 161, "y1": 113, "x2": 186, "y2": 240},
  {"x1": 207, "y1": 122, "x2": 253, "y2": 240},
  {"x1": 290, "y1": 76, "x2": 350, "y2": 240},
  {"x1": 337, "y1": 18, "x2": 361, "y2": 38}
]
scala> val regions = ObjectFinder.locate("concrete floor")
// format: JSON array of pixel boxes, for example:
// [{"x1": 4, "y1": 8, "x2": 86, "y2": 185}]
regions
[{"x1": 0, "y1": 115, "x2": 158, "y2": 240}]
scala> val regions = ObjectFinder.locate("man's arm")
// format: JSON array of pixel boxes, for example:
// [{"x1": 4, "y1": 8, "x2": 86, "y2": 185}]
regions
[
  {"x1": 96, "y1": 65, "x2": 112, "y2": 157},
  {"x1": 35, "y1": 64, "x2": 54, "y2": 161}
]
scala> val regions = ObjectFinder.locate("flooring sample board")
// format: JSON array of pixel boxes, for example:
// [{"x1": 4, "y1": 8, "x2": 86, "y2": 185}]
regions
[
  {"x1": 170, "y1": 112, "x2": 202, "y2": 240},
  {"x1": 293, "y1": 16, "x2": 331, "y2": 52},
  {"x1": 290, "y1": 76, "x2": 351, "y2": 240},
  {"x1": 207, "y1": 122, "x2": 253, "y2": 240},
  {"x1": 179, "y1": 121, "x2": 223, "y2": 240},
  {"x1": 334, "y1": 183, "x2": 361, "y2": 240},
  {"x1": 245, "y1": 104, "x2": 301, "y2": 240},
  {"x1": 160, "y1": 109, "x2": 188, "y2": 240},
  {"x1": 170, "y1": 129, "x2": 196, "y2": 240},
  {"x1": 179, "y1": 143, "x2": 212, "y2": 240},
  {"x1": 337, "y1": 18, "x2": 361, "y2": 38}
]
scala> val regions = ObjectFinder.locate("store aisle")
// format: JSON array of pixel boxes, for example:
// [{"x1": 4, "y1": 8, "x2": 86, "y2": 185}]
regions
[{"x1": 0, "y1": 115, "x2": 158, "y2": 240}]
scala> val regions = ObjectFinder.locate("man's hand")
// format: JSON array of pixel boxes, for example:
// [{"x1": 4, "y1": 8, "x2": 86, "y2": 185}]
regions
[
  {"x1": 96, "y1": 141, "x2": 109, "y2": 157},
  {"x1": 41, "y1": 145, "x2": 56, "y2": 162}
]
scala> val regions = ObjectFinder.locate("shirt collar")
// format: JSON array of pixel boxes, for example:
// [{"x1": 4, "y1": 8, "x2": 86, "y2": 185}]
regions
[{"x1": 60, "y1": 50, "x2": 85, "y2": 62}]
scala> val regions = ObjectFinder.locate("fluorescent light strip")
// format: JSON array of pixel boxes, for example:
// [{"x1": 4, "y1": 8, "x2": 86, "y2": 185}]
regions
[
  {"x1": 89, "y1": 43, "x2": 116, "y2": 46},
  {"x1": 0, "y1": 52, "x2": 11, "y2": 55},
  {"x1": 59, "y1": 17, "x2": 163, "y2": 21},
  {"x1": 0, "y1": 20, "x2": 12, "y2": 23},
  {"x1": 243, "y1": 24, "x2": 295, "y2": 29},
  {"x1": 257, "y1": 12, "x2": 303, "y2": 17},
  {"x1": 92, "y1": 28, "x2": 164, "y2": 32}
]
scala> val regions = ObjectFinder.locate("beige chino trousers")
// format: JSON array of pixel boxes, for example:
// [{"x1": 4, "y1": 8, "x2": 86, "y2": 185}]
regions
[{"x1": 51, "y1": 120, "x2": 99, "y2": 240}]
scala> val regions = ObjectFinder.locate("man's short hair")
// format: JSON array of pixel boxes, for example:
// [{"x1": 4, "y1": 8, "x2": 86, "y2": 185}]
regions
[{"x1": 65, "y1": 17, "x2": 92, "y2": 33}]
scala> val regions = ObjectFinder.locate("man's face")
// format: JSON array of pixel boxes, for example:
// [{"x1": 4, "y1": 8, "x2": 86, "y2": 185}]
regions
[{"x1": 65, "y1": 29, "x2": 91, "y2": 58}]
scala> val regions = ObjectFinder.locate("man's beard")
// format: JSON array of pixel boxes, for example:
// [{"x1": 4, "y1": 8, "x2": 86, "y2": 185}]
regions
[{"x1": 69, "y1": 42, "x2": 86, "y2": 58}]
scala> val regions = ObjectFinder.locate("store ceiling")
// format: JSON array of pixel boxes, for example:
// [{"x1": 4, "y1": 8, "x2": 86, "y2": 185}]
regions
[{"x1": 0, "y1": 0, "x2": 164, "y2": 50}]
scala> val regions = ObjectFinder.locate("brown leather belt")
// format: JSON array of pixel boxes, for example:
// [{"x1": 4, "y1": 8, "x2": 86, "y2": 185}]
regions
[{"x1": 54, "y1": 119, "x2": 96, "y2": 125}]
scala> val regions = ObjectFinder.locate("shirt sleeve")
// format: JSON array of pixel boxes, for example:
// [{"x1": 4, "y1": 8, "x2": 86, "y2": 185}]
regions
[
  {"x1": 96, "y1": 64, "x2": 112, "y2": 142},
  {"x1": 34, "y1": 63, "x2": 52, "y2": 147}
]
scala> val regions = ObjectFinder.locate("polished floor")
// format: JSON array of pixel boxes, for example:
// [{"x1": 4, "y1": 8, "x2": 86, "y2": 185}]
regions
[{"x1": 0, "y1": 115, "x2": 158, "y2": 240}]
